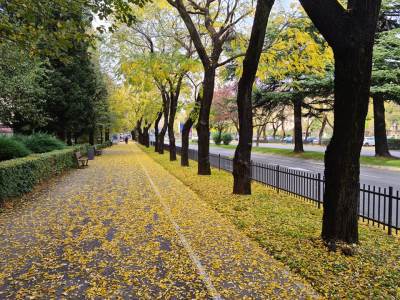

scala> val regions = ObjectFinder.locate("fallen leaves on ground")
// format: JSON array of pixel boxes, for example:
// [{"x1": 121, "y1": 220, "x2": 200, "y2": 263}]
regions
[{"x1": 141, "y1": 145, "x2": 400, "y2": 299}]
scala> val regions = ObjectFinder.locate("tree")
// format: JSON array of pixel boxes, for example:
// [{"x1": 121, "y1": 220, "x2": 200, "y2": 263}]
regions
[
  {"x1": 211, "y1": 86, "x2": 236, "y2": 141},
  {"x1": 0, "y1": 42, "x2": 49, "y2": 132},
  {"x1": 167, "y1": 0, "x2": 252, "y2": 175},
  {"x1": 299, "y1": 0, "x2": 382, "y2": 244},
  {"x1": 371, "y1": 2, "x2": 400, "y2": 157},
  {"x1": 258, "y1": 9, "x2": 333, "y2": 154}
]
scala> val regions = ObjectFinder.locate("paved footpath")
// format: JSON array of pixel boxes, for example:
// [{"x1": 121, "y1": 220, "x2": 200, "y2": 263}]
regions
[{"x1": 0, "y1": 144, "x2": 317, "y2": 299}]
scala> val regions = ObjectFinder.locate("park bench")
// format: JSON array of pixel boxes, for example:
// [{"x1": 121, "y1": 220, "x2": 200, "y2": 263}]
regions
[
  {"x1": 75, "y1": 151, "x2": 88, "y2": 168},
  {"x1": 94, "y1": 145, "x2": 103, "y2": 156}
]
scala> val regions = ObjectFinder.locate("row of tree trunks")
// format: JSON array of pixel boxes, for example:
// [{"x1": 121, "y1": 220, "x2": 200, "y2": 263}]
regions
[
  {"x1": 233, "y1": 0, "x2": 275, "y2": 194},
  {"x1": 293, "y1": 96, "x2": 304, "y2": 153}
]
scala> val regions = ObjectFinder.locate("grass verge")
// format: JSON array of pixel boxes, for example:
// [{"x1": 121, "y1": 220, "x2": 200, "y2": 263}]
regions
[
  {"x1": 141, "y1": 146, "x2": 400, "y2": 299},
  {"x1": 216, "y1": 144, "x2": 400, "y2": 169}
]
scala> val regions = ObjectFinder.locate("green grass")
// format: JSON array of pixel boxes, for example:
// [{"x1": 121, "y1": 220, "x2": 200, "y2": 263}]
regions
[
  {"x1": 215, "y1": 144, "x2": 400, "y2": 169},
  {"x1": 141, "y1": 146, "x2": 400, "y2": 299}
]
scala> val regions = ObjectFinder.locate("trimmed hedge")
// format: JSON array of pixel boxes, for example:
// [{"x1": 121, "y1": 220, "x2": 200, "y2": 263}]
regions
[
  {"x1": 0, "y1": 142, "x2": 113, "y2": 202},
  {"x1": 388, "y1": 139, "x2": 400, "y2": 150},
  {"x1": 0, "y1": 148, "x2": 79, "y2": 201}
]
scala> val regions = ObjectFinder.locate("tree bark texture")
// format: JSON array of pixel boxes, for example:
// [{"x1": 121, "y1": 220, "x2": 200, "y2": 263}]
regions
[
  {"x1": 158, "y1": 91, "x2": 170, "y2": 154},
  {"x1": 181, "y1": 96, "x2": 200, "y2": 167},
  {"x1": 196, "y1": 67, "x2": 216, "y2": 175},
  {"x1": 154, "y1": 111, "x2": 162, "y2": 152},
  {"x1": 293, "y1": 97, "x2": 304, "y2": 153},
  {"x1": 300, "y1": 0, "x2": 381, "y2": 244},
  {"x1": 319, "y1": 115, "x2": 327, "y2": 145},
  {"x1": 233, "y1": 0, "x2": 275, "y2": 194},
  {"x1": 373, "y1": 95, "x2": 391, "y2": 157}
]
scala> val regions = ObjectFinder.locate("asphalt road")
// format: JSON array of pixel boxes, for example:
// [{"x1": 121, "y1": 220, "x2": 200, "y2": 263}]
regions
[{"x1": 182, "y1": 143, "x2": 400, "y2": 191}]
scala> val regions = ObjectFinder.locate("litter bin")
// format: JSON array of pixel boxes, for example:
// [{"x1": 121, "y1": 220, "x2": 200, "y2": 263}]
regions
[{"x1": 87, "y1": 147, "x2": 95, "y2": 160}]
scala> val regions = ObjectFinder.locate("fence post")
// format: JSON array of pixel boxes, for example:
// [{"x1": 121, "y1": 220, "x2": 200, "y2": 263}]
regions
[
  {"x1": 218, "y1": 154, "x2": 221, "y2": 171},
  {"x1": 388, "y1": 186, "x2": 393, "y2": 235},
  {"x1": 276, "y1": 165, "x2": 280, "y2": 193},
  {"x1": 317, "y1": 173, "x2": 321, "y2": 209}
]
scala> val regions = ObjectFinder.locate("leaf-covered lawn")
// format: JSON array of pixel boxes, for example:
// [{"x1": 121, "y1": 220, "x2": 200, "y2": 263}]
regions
[
  {"x1": 142, "y1": 146, "x2": 400, "y2": 299},
  {"x1": 216, "y1": 144, "x2": 400, "y2": 169}
]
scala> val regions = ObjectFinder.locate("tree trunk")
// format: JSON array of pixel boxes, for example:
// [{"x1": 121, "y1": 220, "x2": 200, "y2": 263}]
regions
[
  {"x1": 158, "y1": 92, "x2": 170, "y2": 154},
  {"x1": 322, "y1": 50, "x2": 374, "y2": 244},
  {"x1": 233, "y1": 0, "x2": 275, "y2": 194},
  {"x1": 154, "y1": 111, "x2": 162, "y2": 152},
  {"x1": 99, "y1": 126, "x2": 104, "y2": 144},
  {"x1": 300, "y1": 0, "x2": 381, "y2": 245},
  {"x1": 168, "y1": 97, "x2": 177, "y2": 161},
  {"x1": 136, "y1": 119, "x2": 144, "y2": 145},
  {"x1": 105, "y1": 128, "x2": 110, "y2": 142},
  {"x1": 74, "y1": 134, "x2": 78, "y2": 145},
  {"x1": 293, "y1": 97, "x2": 304, "y2": 152},
  {"x1": 167, "y1": 76, "x2": 183, "y2": 161},
  {"x1": 131, "y1": 130, "x2": 136, "y2": 141},
  {"x1": 373, "y1": 95, "x2": 391, "y2": 157},
  {"x1": 181, "y1": 97, "x2": 200, "y2": 167},
  {"x1": 143, "y1": 124, "x2": 151, "y2": 147},
  {"x1": 196, "y1": 67, "x2": 216, "y2": 175},
  {"x1": 281, "y1": 121, "x2": 286, "y2": 138},
  {"x1": 89, "y1": 128, "x2": 95, "y2": 146},
  {"x1": 66, "y1": 131, "x2": 72, "y2": 146},
  {"x1": 319, "y1": 115, "x2": 327, "y2": 145}
]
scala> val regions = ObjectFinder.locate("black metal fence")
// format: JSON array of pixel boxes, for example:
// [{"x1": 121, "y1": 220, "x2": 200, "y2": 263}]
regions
[{"x1": 152, "y1": 142, "x2": 400, "y2": 235}]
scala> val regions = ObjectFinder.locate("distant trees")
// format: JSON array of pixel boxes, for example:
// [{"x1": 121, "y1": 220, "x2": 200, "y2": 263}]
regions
[
  {"x1": 167, "y1": 0, "x2": 252, "y2": 175},
  {"x1": 371, "y1": 1, "x2": 400, "y2": 157}
]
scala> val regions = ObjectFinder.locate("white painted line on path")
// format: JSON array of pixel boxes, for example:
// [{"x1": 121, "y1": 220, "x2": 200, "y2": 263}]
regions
[{"x1": 136, "y1": 154, "x2": 222, "y2": 300}]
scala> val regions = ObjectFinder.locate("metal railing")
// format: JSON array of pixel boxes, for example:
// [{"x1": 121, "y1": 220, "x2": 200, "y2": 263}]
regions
[{"x1": 152, "y1": 142, "x2": 400, "y2": 235}]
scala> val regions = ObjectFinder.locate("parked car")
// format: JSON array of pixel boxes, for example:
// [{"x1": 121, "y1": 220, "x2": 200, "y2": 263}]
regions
[
  {"x1": 363, "y1": 136, "x2": 375, "y2": 146},
  {"x1": 282, "y1": 136, "x2": 293, "y2": 143},
  {"x1": 304, "y1": 137, "x2": 317, "y2": 144}
]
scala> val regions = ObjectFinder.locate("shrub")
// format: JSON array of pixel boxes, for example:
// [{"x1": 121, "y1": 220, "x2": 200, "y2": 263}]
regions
[
  {"x1": 24, "y1": 133, "x2": 66, "y2": 153},
  {"x1": 388, "y1": 139, "x2": 400, "y2": 150},
  {"x1": 0, "y1": 136, "x2": 31, "y2": 161},
  {"x1": 0, "y1": 148, "x2": 76, "y2": 201},
  {"x1": 212, "y1": 132, "x2": 222, "y2": 145},
  {"x1": 222, "y1": 133, "x2": 233, "y2": 145}
]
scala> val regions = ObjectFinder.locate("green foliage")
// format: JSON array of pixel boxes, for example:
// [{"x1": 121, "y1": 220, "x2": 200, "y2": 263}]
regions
[
  {"x1": 0, "y1": 148, "x2": 76, "y2": 200},
  {"x1": 371, "y1": 28, "x2": 400, "y2": 103},
  {"x1": 0, "y1": 43, "x2": 49, "y2": 131},
  {"x1": 0, "y1": 137, "x2": 31, "y2": 161},
  {"x1": 388, "y1": 139, "x2": 400, "y2": 150},
  {"x1": 221, "y1": 133, "x2": 233, "y2": 145},
  {"x1": 23, "y1": 133, "x2": 66, "y2": 153},
  {"x1": 212, "y1": 132, "x2": 222, "y2": 145}
]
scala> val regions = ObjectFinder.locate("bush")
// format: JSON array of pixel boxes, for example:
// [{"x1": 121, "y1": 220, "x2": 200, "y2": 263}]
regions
[
  {"x1": 222, "y1": 133, "x2": 233, "y2": 145},
  {"x1": 212, "y1": 132, "x2": 222, "y2": 145},
  {"x1": 388, "y1": 139, "x2": 400, "y2": 150},
  {"x1": 0, "y1": 148, "x2": 77, "y2": 201},
  {"x1": 23, "y1": 133, "x2": 66, "y2": 153},
  {"x1": 0, "y1": 136, "x2": 31, "y2": 161}
]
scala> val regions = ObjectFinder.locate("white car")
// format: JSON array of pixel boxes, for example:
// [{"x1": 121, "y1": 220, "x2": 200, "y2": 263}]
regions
[{"x1": 363, "y1": 137, "x2": 375, "y2": 146}]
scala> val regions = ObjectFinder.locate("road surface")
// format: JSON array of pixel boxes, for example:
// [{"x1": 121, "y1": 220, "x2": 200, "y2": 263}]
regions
[{"x1": 181, "y1": 143, "x2": 400, "y2": 191}]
